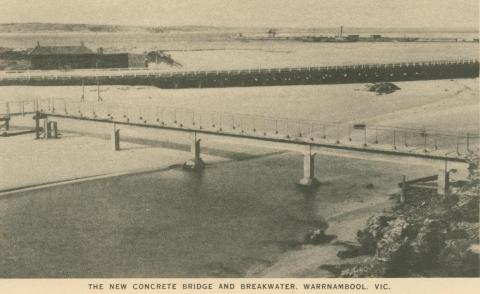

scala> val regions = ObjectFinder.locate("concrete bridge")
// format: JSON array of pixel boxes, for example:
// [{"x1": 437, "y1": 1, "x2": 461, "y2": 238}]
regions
[
  {"x1": 3, "y1": 99, "x2": 478, "y2": 193},
  {"x1": 0, "y1": 59, "x2": 478, "y2": 88}
]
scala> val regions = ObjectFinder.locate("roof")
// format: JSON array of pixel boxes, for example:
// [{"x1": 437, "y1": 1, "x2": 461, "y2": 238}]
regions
[{"x1": 29, "y1": 44, "x2": 94, "y2": 55}]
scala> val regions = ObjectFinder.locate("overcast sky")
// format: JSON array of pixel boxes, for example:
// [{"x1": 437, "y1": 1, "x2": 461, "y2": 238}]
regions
[{"x1": 0, "y1": 0, "x2": 478, "y2": 28}]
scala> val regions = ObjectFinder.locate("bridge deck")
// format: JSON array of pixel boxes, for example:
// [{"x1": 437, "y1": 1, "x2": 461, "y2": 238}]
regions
[{"x1": 3, "y1": 99, "x2": 478, "y2": 163}]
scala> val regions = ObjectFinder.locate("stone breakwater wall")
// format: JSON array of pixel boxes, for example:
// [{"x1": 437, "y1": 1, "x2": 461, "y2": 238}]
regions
[{"x1": 0, "y1": 60, "x2": 478, "y2": 88}]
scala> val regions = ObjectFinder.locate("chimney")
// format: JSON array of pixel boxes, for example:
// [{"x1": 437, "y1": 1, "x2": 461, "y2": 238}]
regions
[
  {"x1": 36, "y1": 41, "x2": 40, "y2": 47},
  {"x1": 340, "y1": 26, "x2": 343, "y2": 37},
  {"x1": 97, "y1": 47, "x2": 104, "y2": 54},
  {"x1": 80, "y1": 41, "x2": 85, "y2": 47}
]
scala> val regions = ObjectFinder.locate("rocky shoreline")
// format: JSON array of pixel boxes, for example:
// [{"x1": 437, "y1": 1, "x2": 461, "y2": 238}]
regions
[{"x1": 319, "y1": 156, "x2": 479, "y2": 277}]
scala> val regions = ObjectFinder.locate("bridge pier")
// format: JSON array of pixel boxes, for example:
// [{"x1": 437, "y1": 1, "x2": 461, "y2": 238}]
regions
[
  {"x1": 33, "y1": 111, "x2": 49, "y2": 139},
  {"x1": 111, "y1": 123, "x2": 120, "y2": 151},
  {"x1": 183, "y1": 132, "x2": 205, "y2": 171},
  {"x1": 437, "y1": 168, "x2": 450, "y2": 196},
  {"x1": 298, "y1": 145, "x2": 318, "y2": 187},
  {"x1": 43, "y1": 117, "x2": 52, "y2": 139},
  {"x1": 47, "y1": 121, "x2": 58, "y2": 138}
]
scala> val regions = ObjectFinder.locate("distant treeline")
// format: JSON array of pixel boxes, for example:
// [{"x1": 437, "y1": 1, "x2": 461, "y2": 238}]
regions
[
  {"x1": 0, "y1": 23, "x2": 226, "y2": 33},
  {"x1": 0, "y1": 23, "x2": 477, "y2": 35}
]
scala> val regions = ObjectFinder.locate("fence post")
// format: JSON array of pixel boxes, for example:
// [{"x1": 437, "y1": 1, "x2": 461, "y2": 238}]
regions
[
  {"x1": 363, "y1": 127, "x2": 367, "y2": 147},
  {"x1": 336, "y1": 124, "x2": 340, "y2": 144},
  {"x1": 456, "y1": 134, "x2": 460, "y2": 154},
  {"x1": 393, "y1": 130, "x2": 396, "y2": 149},
  {"x1": 423, "y1": 132, "x2": 428, "y2": 152}
]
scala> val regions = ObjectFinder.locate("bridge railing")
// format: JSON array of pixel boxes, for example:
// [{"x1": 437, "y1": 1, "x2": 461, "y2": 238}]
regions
[{"x1": 2, "y1": 99, "x2": 472, "y2": 158}]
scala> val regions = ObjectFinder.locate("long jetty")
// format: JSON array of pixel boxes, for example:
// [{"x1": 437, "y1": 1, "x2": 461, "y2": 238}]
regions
[{"x1": 0, "y1": 60, "x2": 478, "y2": 89}]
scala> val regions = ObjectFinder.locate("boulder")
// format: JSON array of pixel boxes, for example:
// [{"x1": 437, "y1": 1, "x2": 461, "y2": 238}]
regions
[
  {"x1": 304, "y1": 229, "x2": 335, "y2": 244},
  {"x1": 438, "y1": 239, "x2": 479, "y2": 277},
  {"x1": 410, "y1": 218, "x2": 448, "y2": 270},
  {"x1": 367, "y1": 83, "x2": 401, "y2": 95},
  {"x1": 374, "y1": 217, "x2": 414, "y2": 276},
  {"x1": 451, "y1": 194, "x2": 479, "y2": 222},
  {"x1": 340, "y1": 257, "x2": 388, "y2": 278},
  {"x1": 356, "y1": 214, "x2": 396, "y2": 254},
  {"x1": 448, "y1": 222, "x2": 479, "y2": 241}
]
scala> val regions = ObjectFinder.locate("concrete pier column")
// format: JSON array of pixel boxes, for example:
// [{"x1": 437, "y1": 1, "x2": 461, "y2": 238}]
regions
[
  {"x1": 111, "y1": 123, "x2": 120, "y2": 151},
  {"x1": 34, "y1": 112, "x2": 41, "y2": 139},
  {"x1": 49, "y1": 121, "x2": 58, "y2": 138},
  {"x1": 298, "y1": 145, "x2": 318, "y2": 187},
  {"x1": 437, "y1": 168, "x2": 450, "y2": 196},
  {"x1": 183, "y1": 132, "x2": 205, "y2": 171},
  {"x1": 43, "y1": 117, "x2": 50, "y2": 139}
]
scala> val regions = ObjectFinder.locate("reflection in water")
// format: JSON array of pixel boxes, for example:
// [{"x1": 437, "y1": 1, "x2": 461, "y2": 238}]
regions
[
  {"x1": 0, "y1": 151, "x2": 429, "y2": 277},
  {"x1": 0, "y1": 153, "x2": 327, "y2": 277}
]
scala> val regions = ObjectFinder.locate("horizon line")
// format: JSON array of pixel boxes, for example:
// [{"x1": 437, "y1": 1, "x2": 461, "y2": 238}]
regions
[{"x1": 0, "y1": 22, "x2": 478, "y2": 31}]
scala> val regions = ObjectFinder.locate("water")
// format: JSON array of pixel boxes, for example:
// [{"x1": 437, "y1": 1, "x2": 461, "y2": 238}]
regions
[
  {"x1": 0, "y1": 32, "x2": 478, "y2": 70},
  {"x1": 0, "y1": 150, "x2": 433, "y2": 278}
]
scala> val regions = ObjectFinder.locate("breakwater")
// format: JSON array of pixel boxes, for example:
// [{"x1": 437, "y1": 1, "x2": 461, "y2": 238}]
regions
[{"x1": 0, "y1": 60, "x2": 478, "y2": 89}]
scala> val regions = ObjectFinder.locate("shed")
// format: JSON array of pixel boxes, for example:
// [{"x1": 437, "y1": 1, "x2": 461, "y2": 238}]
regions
[{"x1": 29, "y1": 42, "x2": 97, "y2": 70}]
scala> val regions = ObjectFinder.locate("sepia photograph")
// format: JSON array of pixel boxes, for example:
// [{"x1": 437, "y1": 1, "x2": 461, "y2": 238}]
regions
[{"x1": 0, "y1": 0, "x2": 478, "y2": 291}]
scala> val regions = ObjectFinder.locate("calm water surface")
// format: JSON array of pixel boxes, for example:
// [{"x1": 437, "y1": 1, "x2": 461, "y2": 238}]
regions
[{"x1": 0, "y1": 151, "x2": 426, "y2": 278}]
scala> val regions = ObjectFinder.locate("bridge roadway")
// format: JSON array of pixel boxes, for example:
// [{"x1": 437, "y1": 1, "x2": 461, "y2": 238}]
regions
[
  {"x1": 0, "y1": 59, "x2": 478, "y2": 88},
  {"x1": 3, "y1": 99, "x2": 477, "y2": 188}
]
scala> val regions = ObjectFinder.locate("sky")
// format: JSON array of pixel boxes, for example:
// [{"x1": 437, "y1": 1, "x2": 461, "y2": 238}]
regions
[{"x1": 0, "y1": 0, "x2": 478, "y2": 28}]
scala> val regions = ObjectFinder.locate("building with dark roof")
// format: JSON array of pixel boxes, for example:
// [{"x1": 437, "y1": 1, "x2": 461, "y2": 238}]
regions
[{"x1": 29, "y1": 42, "x2": 146, "y2": 70}]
